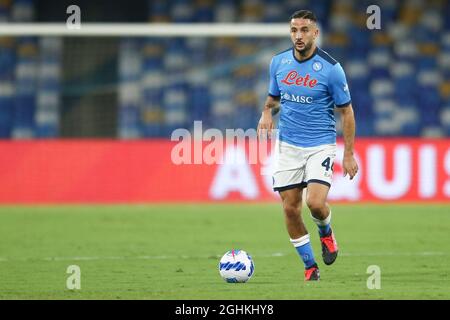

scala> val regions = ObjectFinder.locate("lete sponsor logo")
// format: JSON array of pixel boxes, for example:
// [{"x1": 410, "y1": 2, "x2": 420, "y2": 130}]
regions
[{"x1": 281, "y1": 71, "x2": 318, "y2": 87}]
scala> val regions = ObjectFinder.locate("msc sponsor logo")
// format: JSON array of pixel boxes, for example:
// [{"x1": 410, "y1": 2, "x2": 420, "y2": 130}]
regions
[{"x1": 282, "y1": 92, "x2": 313, "y2": 104}]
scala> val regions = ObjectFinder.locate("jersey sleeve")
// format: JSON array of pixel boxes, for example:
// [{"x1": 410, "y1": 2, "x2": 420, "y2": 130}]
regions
[
  {"x1": 268, "y1": 57, "x2": 280, "y2": 97},
  {"x1": 329, "y1": 63, "x2": 351, "y2": 107}
]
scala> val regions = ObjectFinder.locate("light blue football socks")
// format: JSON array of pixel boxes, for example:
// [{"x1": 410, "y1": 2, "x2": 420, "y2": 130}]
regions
[
  {"x1": 290, "y1": 234, "x2": 317, "y2": 269},
  {"x1": 311, "y1": 211, "x2": 332, "y2": 237}
]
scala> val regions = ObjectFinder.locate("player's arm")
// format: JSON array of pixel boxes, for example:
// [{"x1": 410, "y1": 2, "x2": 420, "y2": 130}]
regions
[
  {"x1": 258, "y1": 56, "x2": 281, "y2": 138},
  {"x1": 336, "y1": 104, "x2": 358, "y2": 179},
  {"x1": 329, "y1": 62, "x2": 358, "y2": 180},
  {"x1": 257, "y1": 95, "x2": 280, "y2": 138}
]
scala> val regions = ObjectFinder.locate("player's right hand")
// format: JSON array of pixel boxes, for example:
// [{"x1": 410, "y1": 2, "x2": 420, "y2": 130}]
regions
[
  {"x1": 257, "y1": 111, "x2": 274, "y2": 139},
  {"x1": 343, "y1": 154, "x2": 359, "y2": 180}
]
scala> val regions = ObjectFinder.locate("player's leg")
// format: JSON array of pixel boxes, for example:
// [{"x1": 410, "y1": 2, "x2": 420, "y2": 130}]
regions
[
  {"x1": 305, "y1": 144, "x2": 339, "y2": 265},
  {"x1": 306, "y1": 182, "x2": 338, "y2": 265},
  {"x1": 306, "y1": 182, "x2": 332, "y2": 235},
  {"x1": 273, "y1": 140, "x2": 319, "y2": 280},
  {"x1": 279, "y1": 187, "x2": 307, "y2": 239},
  {"x1": 279, "y1": 187, "x2": 319, "y2": 281}
]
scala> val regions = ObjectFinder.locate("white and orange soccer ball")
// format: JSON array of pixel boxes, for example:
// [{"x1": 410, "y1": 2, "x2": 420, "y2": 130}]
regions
[{"x1": 218, "y1": 249, "x2": 255, "y2": 283}]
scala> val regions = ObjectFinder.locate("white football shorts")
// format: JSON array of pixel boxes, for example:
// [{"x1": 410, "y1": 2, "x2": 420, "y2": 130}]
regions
[{"x1": 272, "y1": 140, "x2": 336, "y2": 192}]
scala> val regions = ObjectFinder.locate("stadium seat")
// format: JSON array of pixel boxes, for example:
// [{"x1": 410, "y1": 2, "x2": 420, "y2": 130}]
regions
[
  {"x1": 125, "y1": 0, "x2": 449, "y2": 137},
  {"x1": 2, "y1": 0, "x2": 450, "y2": 138}
]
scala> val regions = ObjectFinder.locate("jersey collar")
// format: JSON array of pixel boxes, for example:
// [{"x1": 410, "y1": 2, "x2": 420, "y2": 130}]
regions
[{"x1": 291, "y1": 46, "x2": 318, "y2": 64}]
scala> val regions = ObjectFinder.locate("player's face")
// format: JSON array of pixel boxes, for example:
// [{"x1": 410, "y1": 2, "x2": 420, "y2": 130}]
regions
[{"x1": 290, "y1": 18, "x2": 319, "y2": 55}]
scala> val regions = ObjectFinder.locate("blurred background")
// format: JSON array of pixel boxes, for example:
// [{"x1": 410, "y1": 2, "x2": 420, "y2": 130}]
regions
[
  {"x1": 0, "y1": 2, "x2": 449, "y2": 300},
  {"x1": 0, "y1": 0, "x2": 449, "y2": 140},
  {"x1": 0, "y1": 0, "x2": 449, "y2": 204}
]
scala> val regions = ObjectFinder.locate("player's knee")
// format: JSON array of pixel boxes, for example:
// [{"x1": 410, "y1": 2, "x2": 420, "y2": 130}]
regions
[
  {"x1": 306, "y1": 198, "x2": 325, "y2": 213},
  {"x1": 283, "y1": 203, "x2": 300, "y2": 220}
]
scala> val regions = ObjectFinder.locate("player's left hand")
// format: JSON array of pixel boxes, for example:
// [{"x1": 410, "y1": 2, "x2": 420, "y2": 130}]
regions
[{"x1": 342, "y1": 154, "x2": 358, "y2": 180}]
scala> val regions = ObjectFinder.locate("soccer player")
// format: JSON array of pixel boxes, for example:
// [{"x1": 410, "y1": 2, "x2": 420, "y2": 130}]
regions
[{"x1": 257, "y1": 10, "x2": 358, "y2": 281}]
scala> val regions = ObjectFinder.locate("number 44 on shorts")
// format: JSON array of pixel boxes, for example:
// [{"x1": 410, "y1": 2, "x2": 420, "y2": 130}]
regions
[{"x1": 321, "y1": 157, "x2": 334, "y2": 171}]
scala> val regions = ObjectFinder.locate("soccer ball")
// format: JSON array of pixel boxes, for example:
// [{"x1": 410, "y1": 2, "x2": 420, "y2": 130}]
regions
[{"x1": 218, "y1": 249, "x2": 254, "y2": 283}]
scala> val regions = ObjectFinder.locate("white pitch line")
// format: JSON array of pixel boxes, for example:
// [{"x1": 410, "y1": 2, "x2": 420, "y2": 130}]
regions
[
  {"x1": 340, "y1": 251, "x2": 450, "y2": 257},
  {"x1": 0, "y1": 252, "x2": 286, "y2": 262},
  {"x1": 0, "y1": 252, "x2": 449, "y2": 263}
]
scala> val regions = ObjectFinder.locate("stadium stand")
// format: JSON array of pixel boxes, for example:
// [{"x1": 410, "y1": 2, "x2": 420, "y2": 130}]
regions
[{"x1": 0, "y1": 0, "x2": 449, "y2": 138}]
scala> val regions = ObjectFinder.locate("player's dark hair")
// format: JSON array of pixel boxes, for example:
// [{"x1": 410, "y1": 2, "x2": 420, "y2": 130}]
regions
[{"x1": 290, "y1": 10, "x2": 317, "y2": 22}]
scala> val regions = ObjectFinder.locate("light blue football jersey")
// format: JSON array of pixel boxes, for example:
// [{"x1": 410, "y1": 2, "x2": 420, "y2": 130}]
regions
[{"x1": 268, "y1": 47, "x2": 352, "y2": 148}]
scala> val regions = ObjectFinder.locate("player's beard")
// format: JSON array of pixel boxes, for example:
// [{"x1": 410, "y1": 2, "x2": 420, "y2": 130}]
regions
[{"x1": 295, "y1": 41, "x2": 313, "y2": 57}]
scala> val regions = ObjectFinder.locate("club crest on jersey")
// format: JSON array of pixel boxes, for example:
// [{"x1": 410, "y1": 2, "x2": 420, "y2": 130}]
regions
[
  {"x1": 281, "y1": 71, "x2": 318, "y2": 88},
  {"x1": 312, "y1": 61, "x2": 322, "y2": 71}
]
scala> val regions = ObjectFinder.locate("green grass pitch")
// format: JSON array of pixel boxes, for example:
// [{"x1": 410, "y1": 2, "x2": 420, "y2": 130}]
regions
[{"x1": 0, "y1": 203, "x2": 449, "y2": 299}]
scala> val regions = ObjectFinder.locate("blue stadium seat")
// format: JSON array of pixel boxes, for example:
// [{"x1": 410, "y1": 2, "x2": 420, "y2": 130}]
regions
[
  {"x1": 149, "y1": 0, "x2": 169, "y2": 18},
  {"x1": 214, "y1": 0, "x2": 236, "y2": 22},
  {"x1": 13, "y1": 37, "x2": 38, "y2": 138},
  {"x1": 106, "y1": 0, "x2": 448, "y2": 138},
  {"x1": 171, "y1": 0, "x2": 194, "y2": 23},
  {"x1": 263, "y1": 1, "x2": 284, "y2": 22},
  {"x1": 195, "y1": 0, "x2": 214, "y2": 22},
  {"x1": 35, "y1": 38, "x2": 62, "y2": 138},
  {"x1": 118, "y1": 39, "x2": 143, "y2": 138}
]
